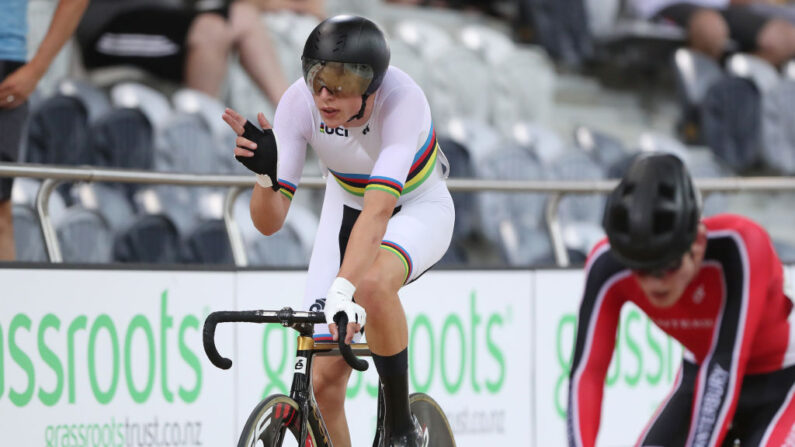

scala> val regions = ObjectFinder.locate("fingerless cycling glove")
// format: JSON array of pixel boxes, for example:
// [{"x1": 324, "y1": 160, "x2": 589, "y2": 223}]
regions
[{"x1": 236, "y1": 121, "x2": 279, "y2": 191}]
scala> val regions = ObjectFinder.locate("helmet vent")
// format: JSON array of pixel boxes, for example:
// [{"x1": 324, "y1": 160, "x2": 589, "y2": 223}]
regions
[
  {"x1": 658, "y1": 183, "x2": 675, "y2": 200},
  {"x1": 612, "y1": 206, "x2": 629, "y2": 233},
  {"x1": 333, "y1": 35, "x2": 347, "y2": 53},
  {"x1": 622, "y1": 183, "x2": 634, "y2": 197},
  {"x1": 653, "y1": 210, "x2": 675, "y2": 234}
]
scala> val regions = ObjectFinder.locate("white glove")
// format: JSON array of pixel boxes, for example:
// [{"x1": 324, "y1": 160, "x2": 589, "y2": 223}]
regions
[{"x1": 324, "y1": 277, "x2": 367, "y2": 330}]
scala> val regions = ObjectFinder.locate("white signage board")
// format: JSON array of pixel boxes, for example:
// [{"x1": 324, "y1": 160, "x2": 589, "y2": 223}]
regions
[
  {"x1": 0, "y1": 269, "x2": 238, "y2": 447},
  {"x1": 534, "y1": 269, "x2": 683, "y2": 447},
  {"x1": 234, "y1": 270, "x2": 533, "y2": 446}
]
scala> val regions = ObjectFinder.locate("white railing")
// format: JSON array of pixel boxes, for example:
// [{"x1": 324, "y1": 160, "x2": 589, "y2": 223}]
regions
[{"x1": 3, "y1": 162, "x2": 795, "y2": 267}]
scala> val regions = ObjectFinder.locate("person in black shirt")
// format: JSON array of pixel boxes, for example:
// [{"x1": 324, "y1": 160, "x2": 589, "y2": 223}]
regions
[{"x1": 76, "y1": 0, "x2": 289, "y2": 103}]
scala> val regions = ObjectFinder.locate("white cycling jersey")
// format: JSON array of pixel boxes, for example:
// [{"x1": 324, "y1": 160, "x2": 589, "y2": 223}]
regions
[
  {"x1": 271, "y1": 66, "x2": 455, "y2": 341},
  {"x1": 273, "y1": 66, "x2": 448, "y2": 206}
]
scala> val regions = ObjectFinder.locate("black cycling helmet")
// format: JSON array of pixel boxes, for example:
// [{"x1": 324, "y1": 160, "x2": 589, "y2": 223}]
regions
[
  {"x1": 602, "y1": 153, "x2": 701, "y2": 271},
  {"x1": 302, "y1": 15, "x2": 390, "y2": 121}
]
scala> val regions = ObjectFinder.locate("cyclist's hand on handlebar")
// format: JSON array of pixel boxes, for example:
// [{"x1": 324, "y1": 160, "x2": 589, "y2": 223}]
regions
[
  {"x1": 324, "y1": 277, "x2": 366, "y2": 344},
  {"x1": 222, "y1": 108, "x2": 279, "y2": 191}
]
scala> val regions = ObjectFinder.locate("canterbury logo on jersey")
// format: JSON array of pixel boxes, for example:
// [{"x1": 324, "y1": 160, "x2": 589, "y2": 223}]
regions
[{"x1": 319, "y1": 123, "x2": 349, "y2": 137}]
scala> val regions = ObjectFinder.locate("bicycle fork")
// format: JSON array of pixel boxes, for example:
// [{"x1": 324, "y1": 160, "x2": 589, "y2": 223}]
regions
[{"x1": 291, "y1": 336, "x2": 333, "y2": 447}]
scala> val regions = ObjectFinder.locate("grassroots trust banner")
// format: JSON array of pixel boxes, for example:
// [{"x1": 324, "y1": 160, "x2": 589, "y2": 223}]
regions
[
  {"x1": 0, "y1": 269, "x2": 238, "y2": 447},
  {"x1": 234, "y1": 270, "x2": 534, "y2": 446}
]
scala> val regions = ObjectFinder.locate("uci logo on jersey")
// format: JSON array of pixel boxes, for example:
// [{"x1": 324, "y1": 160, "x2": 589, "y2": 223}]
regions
[{"x1": 320, "y1": 123, "x2": 349, "y2": 137}]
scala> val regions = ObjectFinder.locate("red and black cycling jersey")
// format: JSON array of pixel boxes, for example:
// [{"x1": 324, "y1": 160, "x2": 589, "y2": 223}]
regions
[{"x1": 567, "y1": 214, "x2": 794, "y2": 447}]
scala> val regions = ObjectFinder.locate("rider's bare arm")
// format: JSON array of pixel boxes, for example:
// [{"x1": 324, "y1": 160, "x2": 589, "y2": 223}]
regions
[
  {"x1": 249, "y1": 186, "x2": 292, "y2": 235},
  {"x1": 337, "y1": 189, "x2": 399, "y2": 284}
]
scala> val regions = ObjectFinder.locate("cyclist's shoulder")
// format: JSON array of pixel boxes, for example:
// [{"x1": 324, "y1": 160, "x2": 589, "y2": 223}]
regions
[
  {"x1": 583, "y1": 239, "x2": 632, "y2": 287},
  {"x1": 704, "y1": 213, "x2": 772, "y2": 249},
  {"x1": 281, "y1": 78, "x2": 314, "y2": 107},
  {"x1": 377, "y1": 67, "x2": 427, "y2": 106},
  {"x1": 274, "y1": 79, "x2": 316, "y2": 128}
]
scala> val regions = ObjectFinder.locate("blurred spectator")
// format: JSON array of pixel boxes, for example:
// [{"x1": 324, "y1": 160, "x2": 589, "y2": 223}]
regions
[
  {"x1": 248, "y1": 0, "x2": 326, "y2": 19},
  {"x1": 75, "y1": 0, "x2": 289, "y2": 104},
  {"x1": 632, "y1": 0, "x2": 795, "y2": 66},
  {"x1": 385, "y1": 0, "x2": 513, "y2": 20},
  {"x1": 0, "y1": 0, "x2": 89, "y2": 261}
]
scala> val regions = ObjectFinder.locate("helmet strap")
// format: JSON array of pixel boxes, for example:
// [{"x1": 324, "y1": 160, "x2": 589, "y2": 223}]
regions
[{"x1": 347, "y1": 94, "x2": 369, "y2": 122}]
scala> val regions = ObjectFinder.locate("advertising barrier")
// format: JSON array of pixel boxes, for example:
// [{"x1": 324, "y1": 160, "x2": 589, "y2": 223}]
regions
[
  {"x1": 2, "y1": 266, "x2": 792, "y2": 446},
  {"x1": 534, "y1": 270, "x2": 683, "y2": 446},
  {"x1": 234, "y1": 271, "x2": 533, "y2": 446},
  {"x1": 0, "y1": 269, "x2": 238, "y2": 447}
]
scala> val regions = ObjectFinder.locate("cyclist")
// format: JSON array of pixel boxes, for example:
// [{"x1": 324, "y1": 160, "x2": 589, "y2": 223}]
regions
[
  {"x1": 567, "y1": 153, "x2": 795, "y2": 447},
  {"x1": 222, "y1": 15, "x2": 453, "y2": 447}
]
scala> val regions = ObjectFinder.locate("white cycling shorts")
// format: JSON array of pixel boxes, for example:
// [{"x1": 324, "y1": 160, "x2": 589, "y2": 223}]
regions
[{"x1": 302, "y1": 175, "x2": 454, "y2": 341}]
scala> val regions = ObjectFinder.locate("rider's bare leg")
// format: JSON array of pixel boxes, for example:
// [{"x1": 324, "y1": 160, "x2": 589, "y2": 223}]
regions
[{"x1": 312, "y1": 356, "x2": 353, "y2": 447}]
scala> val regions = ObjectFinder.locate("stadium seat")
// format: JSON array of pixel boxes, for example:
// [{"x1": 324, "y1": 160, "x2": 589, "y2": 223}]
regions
[
  {"x1": 26, "y1": 94, "x2": 91, "y2": 166},
  {"x1": 260, "y1": 11, "x2": 310, "y2": 83},
  {"x1": 476, "y1": 144, "x2": 554, "y2": 265},
  {"x1": 549, "y1": 149, "x2": 606, "y2": 224},
  {"x1": 458, "y1": 24, "x2": 516, "y2": 66},
  {"x1": 440, "y1": 117, "x2": 502, "y2": 163},
  {"x1": 12, "y1": 204, "x2": 47, "y2": 262},
  {"x1": 113, "y1": 213, "x2": 181, "y2": 264},
  {"x1": 181, "y1": 218, "x2": 235, "y2": 265},
  {"x1": 786, "y1": 60, "x2": 795, "y2": 81},
  {"x1": 584, "y1": 0, "x2": 621, "y2": 39},
  {"x1": 225, "y1": 59, "x2": 276, "y2": 127},
  {"x1": 55, "y1": 207, "x2": 114, "y2": 263},
  {"x1": 10, "y1": 178, "x2": 42, "y2": 206},
  {"x1": 437, "y1": 136, "x2": 480, "y2": 240},
  {"x1": 437, "y1": 238, "x2": 469, "y2": 266},
  {"x1": 393, "y1": 19, "x2": 454, "y2": 62},
  {"x1": 133, "y1": 186, "x2": 203, "y2": 237},
  {"x1": 90, "y1": 107, "x2": 154, "y2": 170},
  {"x1": 71, "y1": 183, "x2": 137, "y2": 233},
  {"x1": 388, "y1": 39, "x2": 433, "y2": 95},
  {"x1": 155, "y1": 113, "x2": 218, "y2": 174},
  {"x1": 573, "y1": 126, "x2": 629, "y2": 170},
  {"x1": 489, "y1": 47, "x2": 556, "y2": 132},
  {"x1": 234, "y1": 196, "x2": 308, "y2": 267},
  {"x1": 761, "y1": 79, "x2": 795, "y2": 175},
  {"x1": 283, "y1": 202, "x2": 319, "y2": 260},
  {"x1": 637, "y1": 131, "x2": 691, "y2": 162},
  {"x1": 426, "y1": 46, "x2": 492, "y2": 124},
  {"x1": 57, "y1": 79, "x2": 112, "y2": 123},
  {"x1": 726, "y1": 53, "x2": 781, "y2": 95},
  {"x1": 172, "y1": 88, "x2": 245, "y2": 174},
  {"x1": 512, "y1": 121, "x2": 568, "y2": 166},
  {"x1": 685, "y1": 148, "x2": 732, "y2": 217},
  {"x1": 145, "y1": 120, "x2": 225, "y2": 250},
  {"x1": 110, "y1": 82, "x2": 174, "y2": 131},
  {"x1": 773, "y1": 239, "x2": 795, "y2": 264},
  {"x1": 673, "y1": 48, "x2": 725, "y2": 109}
]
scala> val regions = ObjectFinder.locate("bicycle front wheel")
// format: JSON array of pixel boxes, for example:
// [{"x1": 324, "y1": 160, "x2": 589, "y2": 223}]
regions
[
  {"x1": 237, "y1": 394, "x2": 323, "y2": 447},
  {"x1": 409, "y1": 393, "x2": 456, "y2": 447}
]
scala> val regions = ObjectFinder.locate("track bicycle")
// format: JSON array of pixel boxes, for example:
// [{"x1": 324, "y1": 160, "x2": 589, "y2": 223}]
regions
[{"x1": 203, "y1": 307, "x2": 457, "y2": 447}]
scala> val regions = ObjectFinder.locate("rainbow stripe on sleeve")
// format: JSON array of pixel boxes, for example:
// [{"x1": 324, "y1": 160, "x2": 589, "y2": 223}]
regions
[
  {"x1": 365, "y1": 176, "x2": 403, "y2": 199},
  {"x1": 403, "y1": 126, "x2": 438, "y2": 195},
  {"x1": 380, "y1": 240, "x2": 413, "y2": 284},
  {"x1": 327, "y1": 124, "x2": 438, "y2": 198},
  {"x1": 277, "y1": 179, "x2": 297, "y2": 201},
  {"x1": 328, "y1": 170, "x2": 370, "y2": 196}
]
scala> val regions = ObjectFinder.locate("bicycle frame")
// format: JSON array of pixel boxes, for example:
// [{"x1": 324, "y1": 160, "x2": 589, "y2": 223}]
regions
[{"x1": 203, "y1": 308, "x2": 383, "y2": 447}]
